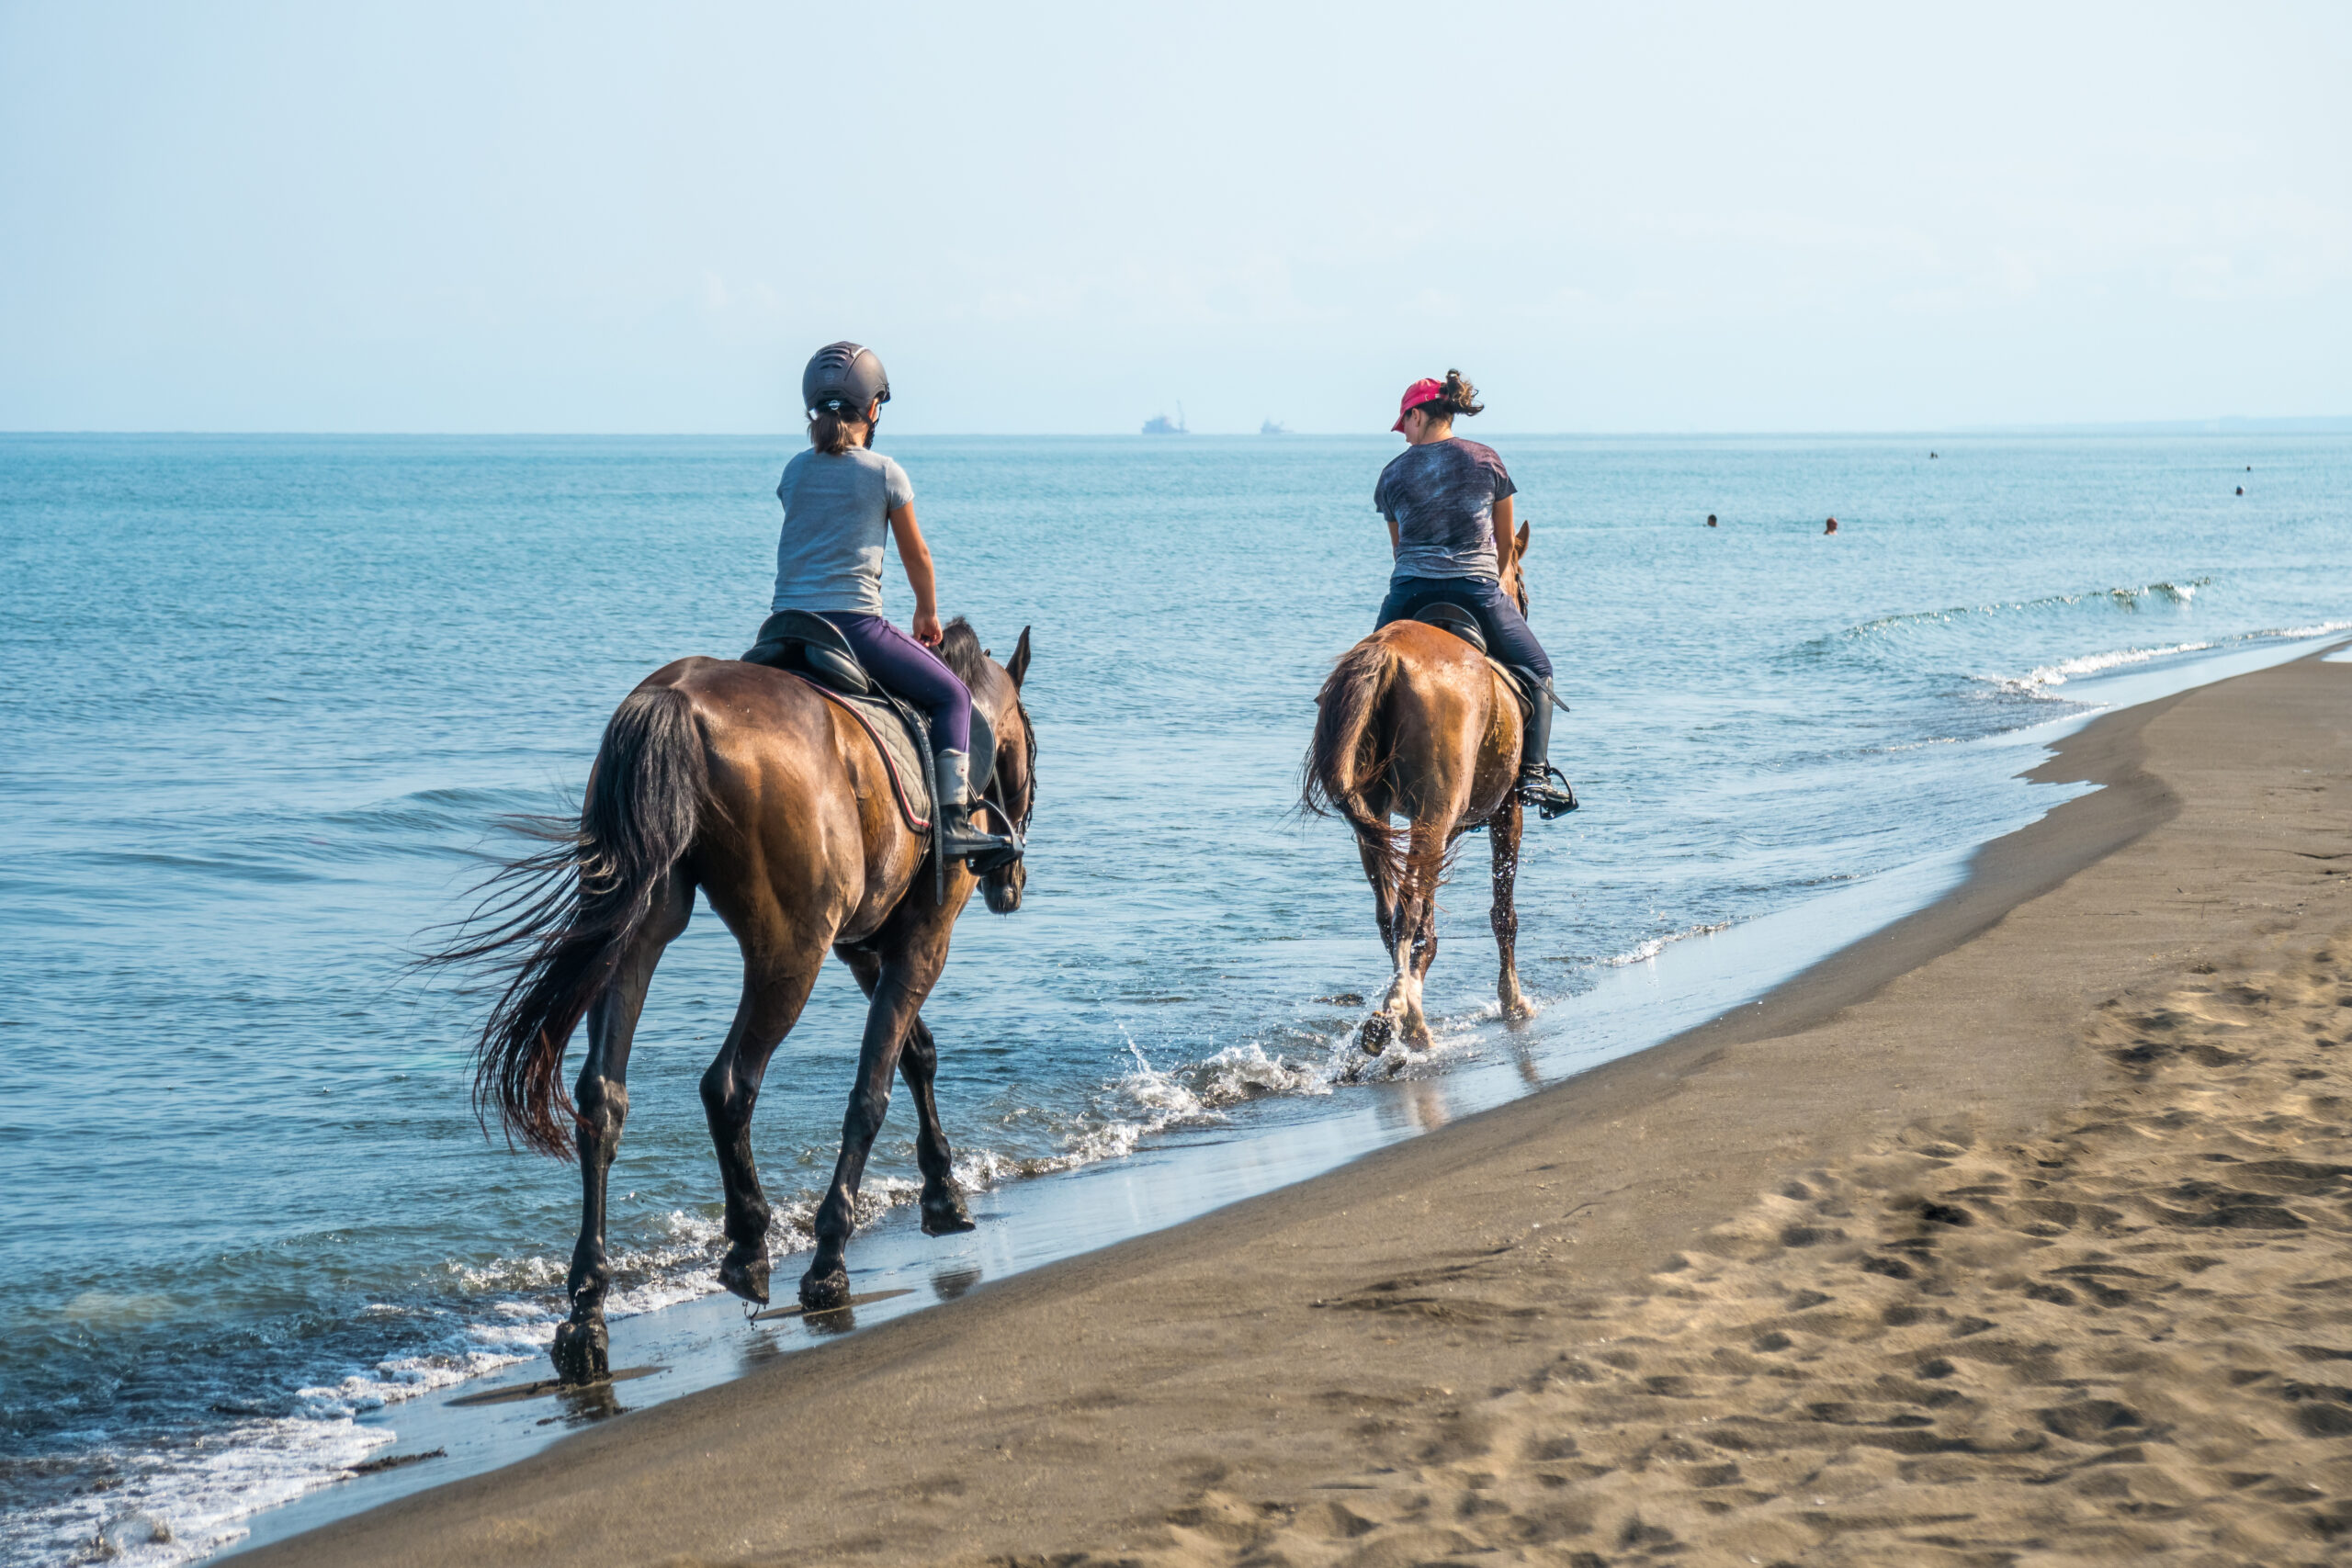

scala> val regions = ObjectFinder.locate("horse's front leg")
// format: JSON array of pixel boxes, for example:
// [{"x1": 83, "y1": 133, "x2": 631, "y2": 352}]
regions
[
  {"x1": 700, "y1": 933, "x2": 827, "y2": 1309},
  {"x1": 899, "y1": 1017, "x2": 976, "y2": 1235},
  {"x1": 1490, "y1": 795, "x2": 1529, "y2": 1021},
  {"x1": 555, "y1": 870, "x2": 690, "y2": 1383},
  {"x1": 801, "y1": 939, "x2": 946, "y2": 1310},
  {"x1": 838, "y1": 947, "x2": 975, "y2": 1238}
]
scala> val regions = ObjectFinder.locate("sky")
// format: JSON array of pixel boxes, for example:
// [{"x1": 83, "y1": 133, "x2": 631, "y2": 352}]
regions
[{"x1": 2, "y1": 2, "x2": 2346, "y2": 434}]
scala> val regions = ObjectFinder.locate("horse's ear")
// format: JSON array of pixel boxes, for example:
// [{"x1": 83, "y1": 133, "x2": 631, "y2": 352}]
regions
[
  {"x1": 1005, "y1": 626, "x2": 1032, "y2": 691},
  {"x1": 1514, "y1": 520, "x2": 1532, "y2": 561}
]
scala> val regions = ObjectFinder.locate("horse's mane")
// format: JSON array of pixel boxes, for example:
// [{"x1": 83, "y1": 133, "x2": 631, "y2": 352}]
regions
[{"x1": 937, "y1": 616, "x2": 989, "y2": 687}]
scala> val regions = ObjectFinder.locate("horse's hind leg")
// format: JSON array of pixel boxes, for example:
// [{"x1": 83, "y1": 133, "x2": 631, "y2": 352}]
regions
[
  {"x1": 1490, "y1": 795, "x2": 1529, "y2": 1021},
  {"x1": 700, "y1": 937, "x2": 828, "y2": 1307},
  {"x1": 1379, "y1": 822, "x2": 1445, "y2": 1050},
  {"x1": 1357, "y1": 839, "x2": 1399, "y2": 952},
  {"x1": 1355, "y1": 795, "x2": 1405, "y2": 1055},
  {"x1": 555, "y1": 867, "x2": 692, "y2": 1383},
  {"x1": 838, "y1": 946, "x2": 975, "y2": 1237}
]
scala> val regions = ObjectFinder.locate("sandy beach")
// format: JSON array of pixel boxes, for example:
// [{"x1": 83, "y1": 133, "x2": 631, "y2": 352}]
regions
[{"x1": 236, "y1": 650, "x2": 2352, "y2": 1567}]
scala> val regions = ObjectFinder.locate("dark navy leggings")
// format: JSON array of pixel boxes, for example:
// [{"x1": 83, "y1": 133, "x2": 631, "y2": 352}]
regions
[
  {"x1": 1375, "y1": 576, "x2": 1553, "y2": 680},
  {"x1": 834, "y1": 613, "x2": 973, "y2": 753}
]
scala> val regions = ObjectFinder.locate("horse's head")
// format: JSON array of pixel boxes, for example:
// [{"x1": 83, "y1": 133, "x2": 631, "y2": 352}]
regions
[
  {"x1": 975, "y1": 626, "x2": 1035, "y2": 915},
  {"x1": 1500, "y1": 519, "x2": 1533, "y2": 618}
]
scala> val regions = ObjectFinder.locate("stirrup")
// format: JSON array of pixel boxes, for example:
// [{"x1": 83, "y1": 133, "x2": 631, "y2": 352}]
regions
[
  {"x1": 960, "y1": 840, "x2": 1023, "y2": 876},
  {"x1": 938, "y1": 803, "x2": 1021, "y2": 873},
  {"x1": 1517, "y1": 764, "x2": 1578, "y2": 819}
]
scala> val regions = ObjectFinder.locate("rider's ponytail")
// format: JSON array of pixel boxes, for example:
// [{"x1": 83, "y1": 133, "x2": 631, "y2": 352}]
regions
[
  {"x1": 1433, "y1": 369, "x2": 1483, "y2": 420},
  {"x1": 808, "y1": 400, "x2": 872, "y2": 455}
]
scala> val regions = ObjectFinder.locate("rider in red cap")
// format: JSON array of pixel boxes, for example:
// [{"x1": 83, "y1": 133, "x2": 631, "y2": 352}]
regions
[{"x1": 1373, "y1": 370, "x2": 1575, "y2": 818}]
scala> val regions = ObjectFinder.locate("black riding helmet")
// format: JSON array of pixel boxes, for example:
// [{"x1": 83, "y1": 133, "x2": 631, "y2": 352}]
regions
[{"x1": 802, "y1": 342, "x2": 890, "y2": 417}]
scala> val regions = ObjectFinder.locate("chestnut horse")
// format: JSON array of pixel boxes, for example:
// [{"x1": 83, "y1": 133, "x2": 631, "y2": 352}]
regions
[
  {"x1": 1303, "y1": 524, "x2": 1540, "y2": 1053},
  {"x1": 436, "y1": 618, "x2": 1035, "y2": 1382}
]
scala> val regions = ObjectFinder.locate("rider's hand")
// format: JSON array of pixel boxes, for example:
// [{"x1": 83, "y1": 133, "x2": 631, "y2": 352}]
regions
[{"x1": 912, "y1": 609, "x2": 944, "y2": 647}]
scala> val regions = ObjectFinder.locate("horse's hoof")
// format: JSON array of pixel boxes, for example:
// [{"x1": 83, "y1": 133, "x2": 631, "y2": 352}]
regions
[
  {"x1": 717, "y1": 1244, "x2": 771, "y2": 1306},
  {"x1": 798, "y1": 1264, "x2": 852, "y2": 1312},
  {"x1": 921, "y1": 1185, "x2": 977, "y2": 1236},
  {"x1": 551, "y1": 1316, "x2": 609, "y2": 1384},
  {"x1": 1358, "y1": 1014, "x2": 1393, "y2": 1055}
]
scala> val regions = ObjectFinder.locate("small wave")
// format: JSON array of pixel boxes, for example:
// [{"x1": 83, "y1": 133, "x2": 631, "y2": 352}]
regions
[
  {"x1": 3, "y1": 1313, "x2": 544, "y2": 1568},
  {"x1": 1982, "y1": 620, "x2": 2352, "y2": 701},
  {"x1": 2263, "y1": 619, "x2": 2352, "y2": 640},
  {"x1": 1600, "y1": 920, "x2": 1737, "y2": 967},
  {"x1": 1986, "y1": 640, "x2": 2218, "y2": 696},
  {"x1": 981, "y1": 1015, "x2": 1455, "y2": 1174},
  {"x1": 295, "y1": 1346, "x2": 532, "y2": 1421},
  {"x1": 8, "y1": 1413, "x2": 395, "y2": 1568},
  {"x1": 1836, "y1": 578, "x2": 2213, "y2": 641},
  {"x1": 1010, "y1": 1037, "x2": 1277, "y2": 1176}
]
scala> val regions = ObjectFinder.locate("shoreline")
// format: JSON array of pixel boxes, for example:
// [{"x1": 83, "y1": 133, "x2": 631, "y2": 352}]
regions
[{"x1": 228, "y1": 649, "x2": 2352, "y2": 1563}]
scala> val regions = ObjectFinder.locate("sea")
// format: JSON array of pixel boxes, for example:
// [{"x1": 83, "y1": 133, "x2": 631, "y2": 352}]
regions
[{"x1": 1, "y1": 432, "x2": 2346, "y2": 1564}]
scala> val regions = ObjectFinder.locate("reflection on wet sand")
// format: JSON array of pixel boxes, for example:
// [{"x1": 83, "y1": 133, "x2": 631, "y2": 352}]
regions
[
  {"x1": 1510, "y1": 1038, "x2": 1543, "y2": 1087},
  {"x1": 545, "y1": 1381, "x2": 628, "y2": 1427},
  {"x1": 931, "y1": 1262, "x2": 983, "y2": 1302},
  {"x1": 739, "y1": 1330, "x2": 793, "y2": 1376},
  {"x1": 802, "y1": 1305, "x2": 858, "y2": 1337},
  {"x1": 1400, "y1": 1079, "x2": 1451, "y2": 1132}
]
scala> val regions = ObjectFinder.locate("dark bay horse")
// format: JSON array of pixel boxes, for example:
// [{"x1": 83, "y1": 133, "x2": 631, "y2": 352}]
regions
[
  {"x1": 1304, "y1": 523, "x2": 1539, "y2": 1053},
  {"x1": 438, "y1": 618, "x2": 1034, "y2": 1382}
]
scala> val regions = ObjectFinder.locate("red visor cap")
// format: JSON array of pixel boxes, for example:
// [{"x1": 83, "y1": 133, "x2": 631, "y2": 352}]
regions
[{"x1": 1391, "y1": 378, "x2": 1447, "y2": 433}]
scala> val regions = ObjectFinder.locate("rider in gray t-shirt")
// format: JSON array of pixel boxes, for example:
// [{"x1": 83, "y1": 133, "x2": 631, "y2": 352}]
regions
[
  {"x1": 755, "y1": 341, "x2": 1018, "y2": 871},
  {"x1": 771, "y1": 446, "x2": 914, "y2": 616}
]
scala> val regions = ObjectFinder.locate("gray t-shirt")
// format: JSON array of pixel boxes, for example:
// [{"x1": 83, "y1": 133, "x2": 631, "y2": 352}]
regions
[
  {"x1": 770, "y1": 446, "x2": 915, "y2": 615},
  {"x1": 1374, "y1": 437, "x2": 1516, "y2": 581}
]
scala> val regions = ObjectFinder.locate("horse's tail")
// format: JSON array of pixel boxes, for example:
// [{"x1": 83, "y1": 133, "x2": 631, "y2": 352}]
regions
[
  {"x1": 1302, "y1": 637, "x2": 1403, "y2": 883},
  {"x1": 428, "y1": 682, "x2": 707, "y2": 1159}
]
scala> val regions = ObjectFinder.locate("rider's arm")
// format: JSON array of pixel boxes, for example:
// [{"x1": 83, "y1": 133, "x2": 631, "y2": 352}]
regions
[
  {"x1": 1490, "y1": 494, "x2": 1515, "y2": 579},
  {"x1": 888, "y1": 502, "x2": 944, "y2": 647},
  {"x1": 1386, "y1": 517, "x2": 1399, "y2": 556}
]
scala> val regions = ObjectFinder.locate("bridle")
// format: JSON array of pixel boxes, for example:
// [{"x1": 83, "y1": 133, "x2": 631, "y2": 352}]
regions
[{"x1": 978, "y1": 696, "x2": 1035, "y2": 855}]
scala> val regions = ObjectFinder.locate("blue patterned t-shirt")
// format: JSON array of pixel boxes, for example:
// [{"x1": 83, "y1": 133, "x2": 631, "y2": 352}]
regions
[{"x1": 1373, "y1": 437, "x2": 1516, "y2": 581}]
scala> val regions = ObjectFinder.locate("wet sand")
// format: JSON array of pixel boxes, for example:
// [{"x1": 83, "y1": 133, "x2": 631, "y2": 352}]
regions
[{"x1": 239, "y1": 652, "x2": 2352, "y2": 1567}]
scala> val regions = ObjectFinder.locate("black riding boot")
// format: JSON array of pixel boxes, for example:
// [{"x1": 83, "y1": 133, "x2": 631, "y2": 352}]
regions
[
  {"x1": 934, "y1": 749, "x2": 1022, "y2": 872},
  {"x1": 1510, "y1": 671, "x2": 1577, "y2": 819}
]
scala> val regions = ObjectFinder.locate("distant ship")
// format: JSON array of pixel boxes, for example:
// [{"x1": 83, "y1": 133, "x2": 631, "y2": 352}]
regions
[
  {"x1": 1142, "y1": 403, "x2": 1188, "y2": 435},
  {"x1": 1260, "y1": 418, "x2": 1290, "y2": 435}
]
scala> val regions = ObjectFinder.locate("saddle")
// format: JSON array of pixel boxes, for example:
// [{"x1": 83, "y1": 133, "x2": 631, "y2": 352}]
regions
[
  {"x1": 739, "y1": 610, "x2": 999, "y2": 837},
  {"x1": 1412, "y1": 601, "x2": 1487, "y2": 654},
  {"x1": 1411, "y1": 604, "x2": 1532, "y2": 715}
]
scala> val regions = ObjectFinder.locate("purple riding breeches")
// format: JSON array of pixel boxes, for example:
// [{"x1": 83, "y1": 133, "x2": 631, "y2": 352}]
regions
[{"x1": 832, "y1": 613, "x2": 973, "y2": 754}]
